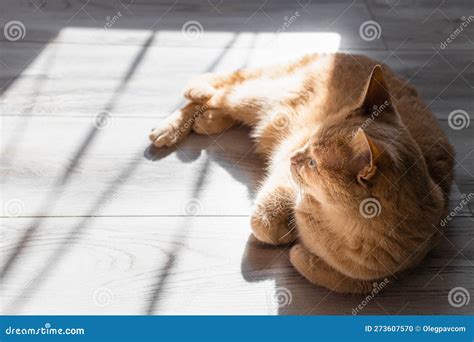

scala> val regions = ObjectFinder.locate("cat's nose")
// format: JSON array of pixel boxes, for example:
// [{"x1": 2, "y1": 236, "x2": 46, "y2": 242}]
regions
[{"x1": 291, "y1": 152, "x2": 305, "y2": 165}]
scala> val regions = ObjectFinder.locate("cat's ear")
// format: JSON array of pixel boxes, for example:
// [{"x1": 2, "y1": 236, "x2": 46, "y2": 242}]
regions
[
  {"x1": 360, "y1": 65, "x2": 392, "y2": 115},
  {"x1": 351, "y1": 128, "x2": 380, "y2": 186}
]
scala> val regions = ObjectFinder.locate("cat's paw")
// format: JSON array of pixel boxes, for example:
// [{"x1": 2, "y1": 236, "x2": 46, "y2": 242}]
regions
[
  {"x1": 289, "y1": 244, "x2": 312, "y2": 270},
  {"x1": 193, "y1": 110, "x2": 236, "y2": 135},
  {"x1": 250, "y1": 200, "x2": 295, "y2": 246},
  {"x1": 289, "y1": 244, "x2": 323, "y2": 285},
  {"x1": 290, "y1": 244, "x2": 377, "y2": 294},
  {"x1": 149, "y1": 110, "x2": 192, "y2": 147},
  {"x1": 149, "y1": 123, "x2": 181, "y2": 148},
  {"x1": 183, "y1": 75, "x2": 216, "y2": 103}
]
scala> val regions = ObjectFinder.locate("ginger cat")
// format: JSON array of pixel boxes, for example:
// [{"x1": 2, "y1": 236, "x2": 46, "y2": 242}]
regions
[{"x1": 149, "y1": 53, "x2": 454, "y2": 294}]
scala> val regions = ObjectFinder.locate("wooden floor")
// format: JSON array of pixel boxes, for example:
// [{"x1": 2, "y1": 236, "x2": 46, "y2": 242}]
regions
[{"x1": 1, "y1": 0, "x2": 473, "y2": 315}]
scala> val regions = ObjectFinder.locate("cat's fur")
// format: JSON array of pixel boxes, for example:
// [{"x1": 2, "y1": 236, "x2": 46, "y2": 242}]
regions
[{"x1": 149, "y1": 53, "x2": 454, "y2": 294}]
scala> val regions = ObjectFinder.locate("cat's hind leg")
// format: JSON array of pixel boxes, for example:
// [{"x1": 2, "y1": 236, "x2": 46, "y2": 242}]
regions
[
  {"x1": 192, "y1": 109, "x2": 238, "y2": 135},
  {"x1": 290, "y1": 244, "x2": 381, "y2": 294}
]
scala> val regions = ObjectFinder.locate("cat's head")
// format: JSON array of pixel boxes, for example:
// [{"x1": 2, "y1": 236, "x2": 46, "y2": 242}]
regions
[{"x1": 290, "y1": 65, "x2": 422, "y2": 211}]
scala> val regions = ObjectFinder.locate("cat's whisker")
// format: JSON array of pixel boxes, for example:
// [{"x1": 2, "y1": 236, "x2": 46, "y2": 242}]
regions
[{"x1": 280, "y1": 226, "x2": 296, "y2": 240}]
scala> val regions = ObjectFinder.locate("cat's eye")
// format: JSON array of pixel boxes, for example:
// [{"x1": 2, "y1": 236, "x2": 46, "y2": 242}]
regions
[{"x1": 308, "y1": 159, "x2": 317, "y2": 168}]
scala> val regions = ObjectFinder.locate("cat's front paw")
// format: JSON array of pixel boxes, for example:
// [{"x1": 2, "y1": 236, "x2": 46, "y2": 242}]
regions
[
  {"x1": 289, "y1": 243, "x2": 312, "y2": 270},
  {"x1": 149, "y1": 122, "x2": 182, "y2": 148},
  {"x1": 149, "y1": 110, "x2": 193, "y2": 147},
  {"x1": 250, "y1": 201, "x2": 296, "y2": 246}
]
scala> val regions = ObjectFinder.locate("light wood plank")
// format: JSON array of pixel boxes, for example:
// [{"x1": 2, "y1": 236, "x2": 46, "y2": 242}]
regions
[{"x1": 1, "y1": 216, "x2": 472, "y2": 315}]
